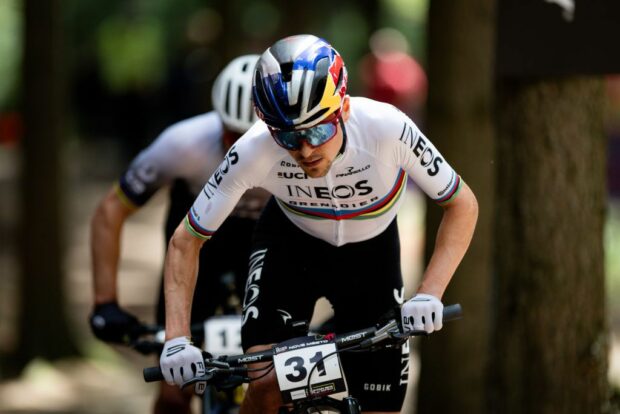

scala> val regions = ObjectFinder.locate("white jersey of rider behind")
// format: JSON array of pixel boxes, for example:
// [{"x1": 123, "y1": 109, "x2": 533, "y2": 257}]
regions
[{"x1": 117, "y1": 111, "x2": 267, "y2": 219}]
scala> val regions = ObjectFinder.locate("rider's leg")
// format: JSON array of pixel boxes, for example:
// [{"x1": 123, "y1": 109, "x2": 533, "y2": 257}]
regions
[
  {"x1": 154, "y1": 382, "x2": 193, "y2": 414},
  {"x1": 238, "y1": 344, "x2": 283, "y2": 414},
  {"x1": 325, "y1": 219, "x2": 407, "y2": 414}
]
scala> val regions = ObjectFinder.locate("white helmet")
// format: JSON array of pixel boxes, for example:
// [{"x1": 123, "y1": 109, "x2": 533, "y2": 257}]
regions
[{"x1": 211, "y1": 54, "x2": 260, "y2": 134}]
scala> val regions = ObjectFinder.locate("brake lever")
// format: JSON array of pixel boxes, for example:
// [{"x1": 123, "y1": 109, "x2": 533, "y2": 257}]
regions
[
  {"x1": 389, "y1": 329, "x2": 428, "y2": 340},
  {"x1": 359, "y1": 320, "x2": 399, "y2": 348},
  {"x1": 212, "y1": 374, "x2": 249, "y2": 391},
  {"x1": 181, "y1": 369, "x2": 217, "y2": 388}
]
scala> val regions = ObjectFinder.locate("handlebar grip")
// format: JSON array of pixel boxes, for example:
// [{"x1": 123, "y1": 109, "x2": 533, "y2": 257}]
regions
[
  {"x1": 443, "y1": 304, "x2": 463, "y2": 321},
  {"x1": 143, "y1": 366, "x2": 164, "y2": 382}
]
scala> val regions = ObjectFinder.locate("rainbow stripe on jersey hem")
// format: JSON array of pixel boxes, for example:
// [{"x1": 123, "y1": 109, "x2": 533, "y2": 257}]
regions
[
  {"x1": 184, "y1": 213, "x2": 214, "y2": 240},
  {"x1": 278, "y1": 169, "x2": 407, "y2": 221},
  {"x1": 436, "y1": 174, "x2": 462, "y2": 206}
]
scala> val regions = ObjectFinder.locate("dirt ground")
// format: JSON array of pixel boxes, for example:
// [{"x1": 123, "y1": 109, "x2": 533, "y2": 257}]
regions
[{"x1": 0, "y1": 145, "x2": 618, "y2": 413}]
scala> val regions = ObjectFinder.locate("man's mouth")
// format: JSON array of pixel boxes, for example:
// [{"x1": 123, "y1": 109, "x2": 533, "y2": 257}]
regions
[{"x1": 301, "y1": 157, "x2": 322, "y2": 167}]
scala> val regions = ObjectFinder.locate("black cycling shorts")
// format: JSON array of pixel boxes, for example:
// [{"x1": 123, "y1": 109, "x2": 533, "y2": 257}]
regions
[{"x1": 241, "y1": 197, "x2": 407, "y2": 412}]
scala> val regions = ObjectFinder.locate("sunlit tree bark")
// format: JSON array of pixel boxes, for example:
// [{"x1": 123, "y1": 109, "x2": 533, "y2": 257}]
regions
[{"x1": 490, "y1": 77, "x2": 608, "y2": 414}]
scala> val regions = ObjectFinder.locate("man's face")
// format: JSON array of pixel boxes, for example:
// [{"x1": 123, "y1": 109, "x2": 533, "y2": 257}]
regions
[
  {"x1": 278, "y1": 96, "x2": 350, "y2": 178},
  {"x1": 287, "y1": 125, "x2": 344, "y2": 178}
]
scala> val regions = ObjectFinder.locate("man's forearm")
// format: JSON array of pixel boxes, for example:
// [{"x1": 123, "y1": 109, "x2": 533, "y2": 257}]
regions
[
  {"x1": 418, "y1": 182, "x2": 478, "y2": 299},
  {"x1": 91, "y1": 191, "x2": 130, "y2": 304},
  {"x1": 164, "y1": 223, "x2": 206, "y2": 339}
]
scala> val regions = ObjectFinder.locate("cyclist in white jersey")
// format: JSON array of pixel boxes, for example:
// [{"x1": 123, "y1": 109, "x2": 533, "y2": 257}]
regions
[
  {"x1": 159, "y1": 35, "x2": 478, "y2": 414},
  {"x1": 88, "y1": 55, "x2": 268, "y2": 414}
]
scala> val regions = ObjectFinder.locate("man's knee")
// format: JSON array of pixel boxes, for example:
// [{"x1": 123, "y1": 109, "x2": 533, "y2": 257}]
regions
[
  {"x1": 154, "y1": 383, "x2": 192, "y2": 414},
  {"x1": 240, "y1": 344, "x2": 283, "y2": 413},
  {"x1": 242, "y1": 378, "x2": 283, "y2": 413}
]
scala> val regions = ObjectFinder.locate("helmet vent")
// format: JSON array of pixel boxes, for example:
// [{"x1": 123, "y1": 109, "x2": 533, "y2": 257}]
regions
[
  {"x1": 304, "y1": 108, "x2": 329, "y2": 125},
  {"x1": 280, "y1": 62, "x2": 294, "y2": 82},
  {"x1": 254, "y1": 71, "x2": 278, "y2": 118},
  {"x1": 237, "y1": 85, "x2": 244, "y2": 120},
  {"x1": 310, "y1": 77, "x2": 326, "y2": 109},
  {"x1": 309, "y1": 57, "x2": 329, "y2": 108},
  {"x1": 335, "y1": 67, "x2": 344, "y2": 92},
  {"x1": 224, "y1": 81, "x2": 232, "y2": 115}
]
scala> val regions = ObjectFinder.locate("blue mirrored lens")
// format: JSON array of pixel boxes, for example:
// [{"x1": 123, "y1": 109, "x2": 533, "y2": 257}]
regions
[{"x1": 273, "y1": 122, "x2": 337, "y2": 150}]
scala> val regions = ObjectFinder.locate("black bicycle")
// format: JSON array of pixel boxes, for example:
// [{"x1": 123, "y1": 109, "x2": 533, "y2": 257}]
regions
[{"x1": 143, "y1": 304, "x2": 462, "y2": 413}]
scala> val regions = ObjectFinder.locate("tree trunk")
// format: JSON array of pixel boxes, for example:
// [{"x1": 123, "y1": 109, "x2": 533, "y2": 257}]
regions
[
  {"x1": 418, "y1": 0, "x2": 495, "y2": 413},
  {"x1": 490, "y1": 77, "x2": 608, "y2": 413},
  {"x1": 13, "y1": 0, "x2": 80, "y2": 372}
]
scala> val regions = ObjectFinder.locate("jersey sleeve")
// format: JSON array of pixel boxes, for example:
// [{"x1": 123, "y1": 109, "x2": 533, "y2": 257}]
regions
[
  {"x1": 116, "y1": 114, "x2": 222, "y2": 208},
  {"x1": 184, "y1": 126, "x2": 269, "y2": 240},
  {"x1": 378, "y1": 104, "x2": 462, "y2": 205},
  {"x1": 117, "y1": 126, "x2": 192, "y2": 208}
]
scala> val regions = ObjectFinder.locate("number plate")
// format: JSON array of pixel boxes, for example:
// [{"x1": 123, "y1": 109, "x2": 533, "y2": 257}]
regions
[
  {"x1": 203, "y1": 315, "x2": 242, "y2": 356},
  {"x1": 273, "y1": 336, "x2": 346, "y2": 403}
]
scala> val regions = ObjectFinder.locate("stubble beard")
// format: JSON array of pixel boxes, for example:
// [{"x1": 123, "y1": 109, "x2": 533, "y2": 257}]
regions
[{"x1": 301, "y1": 157, "x2": 333, "y2": 178}]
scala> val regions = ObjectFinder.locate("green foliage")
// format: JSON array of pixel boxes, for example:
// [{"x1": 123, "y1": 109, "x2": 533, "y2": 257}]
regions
[
  {"x1": 0, "y1": 0, "x2": 21, "y2": 108},
  {"x1": 241, "y1": 1, "x2": 281, "y2": 40},
  {"x1": 323, "y1": 8, "x2": 370, "y2": 93},
  {"x1": 64, "y1": 0, "x2": 207, "y2": 94},
  {"x1": 380, "y1": 0, "x2": 428, "y2": 62},
  {"x1": 96, "y1": 16, "x2": 166, "y2": 93},
  {"x1": 607, "y1": 200, "x2": 620, "y2": 321}
]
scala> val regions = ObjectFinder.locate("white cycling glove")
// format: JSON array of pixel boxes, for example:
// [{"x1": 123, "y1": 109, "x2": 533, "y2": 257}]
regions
[
  {"x1": 160, "y1": 336, "x2": 206, "y2": 390},
  {"x1": 401, "y1": 293, "x2": 444, "y2": 334}
]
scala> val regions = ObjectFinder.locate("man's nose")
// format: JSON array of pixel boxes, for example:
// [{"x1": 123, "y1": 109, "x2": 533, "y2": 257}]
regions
[{"x1": 298, "y1": 139, "x2": 314, "y2": 157}]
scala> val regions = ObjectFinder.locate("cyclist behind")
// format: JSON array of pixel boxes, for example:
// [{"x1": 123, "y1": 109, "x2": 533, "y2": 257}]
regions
[
  {"x1": 159, "y1": 35, "x2": 478, "y2": 414},
  {"x1": 88, "y1": 55, "x2": 268, "y2": 414}
]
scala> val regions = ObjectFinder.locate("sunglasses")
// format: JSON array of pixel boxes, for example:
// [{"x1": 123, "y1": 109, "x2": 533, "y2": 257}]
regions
[{"x1": 270, "y1": 114, "x2": 341, "y2": 151}]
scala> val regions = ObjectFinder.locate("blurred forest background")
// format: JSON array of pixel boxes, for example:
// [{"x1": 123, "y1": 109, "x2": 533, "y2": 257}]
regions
[{"x1": 0, "y1": 0, "x2": 620, "y2": 413}]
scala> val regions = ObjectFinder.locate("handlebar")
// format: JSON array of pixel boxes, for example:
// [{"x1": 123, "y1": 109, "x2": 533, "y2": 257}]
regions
[{"x1": 143, "y1": 304, "x2": 463, "y2": 383}]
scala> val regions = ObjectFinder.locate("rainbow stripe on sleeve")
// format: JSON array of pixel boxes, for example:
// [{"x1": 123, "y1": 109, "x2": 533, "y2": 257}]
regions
[
  {"x1": 278, "y1": 169, "x2": 407, "y2": 221},
  {"x1": 436, "y1": 174, "x2": 462, "y2": 206},
  {"x1": 114, "y1": 182, "x2": 140, "y2": 210},
  {"x1": 184, "y1": 210, "x2": 215, "y2": 240}
]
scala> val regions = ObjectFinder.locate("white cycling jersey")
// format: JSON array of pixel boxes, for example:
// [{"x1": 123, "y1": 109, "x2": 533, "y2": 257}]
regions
[
  {"x1": 116, "y1": 111, "x2": 268, "y2": 219},
  {"x1": 186, "y1": 97, "x2": 462, "y2": 246}
]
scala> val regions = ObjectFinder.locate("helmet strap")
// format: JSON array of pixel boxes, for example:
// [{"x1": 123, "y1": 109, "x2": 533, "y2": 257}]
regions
[{"x1": 337, "y1": 117, "x2": 347, "y2": 156}]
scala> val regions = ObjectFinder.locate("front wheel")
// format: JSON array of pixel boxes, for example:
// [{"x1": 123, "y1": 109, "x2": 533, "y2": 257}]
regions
[{"x1": 342, "y1": 396, "x2": 361, "y2": 414}]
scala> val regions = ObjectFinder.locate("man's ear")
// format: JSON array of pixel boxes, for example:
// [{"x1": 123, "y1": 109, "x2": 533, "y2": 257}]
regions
[{"x1": 341, "y1": 95, "x2": 351, "y2": 122}]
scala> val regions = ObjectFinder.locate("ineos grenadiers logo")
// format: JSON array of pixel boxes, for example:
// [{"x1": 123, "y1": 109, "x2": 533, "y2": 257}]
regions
[
  {"x1": 398, "y1": 123, "x2": 444, "y2": 177},
  {"x1": 203, "y1": 145, "x2": 239, "y2": 199},
  {"x1": 285, "y1": 180, "x2": 373, "y2": 199}
]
